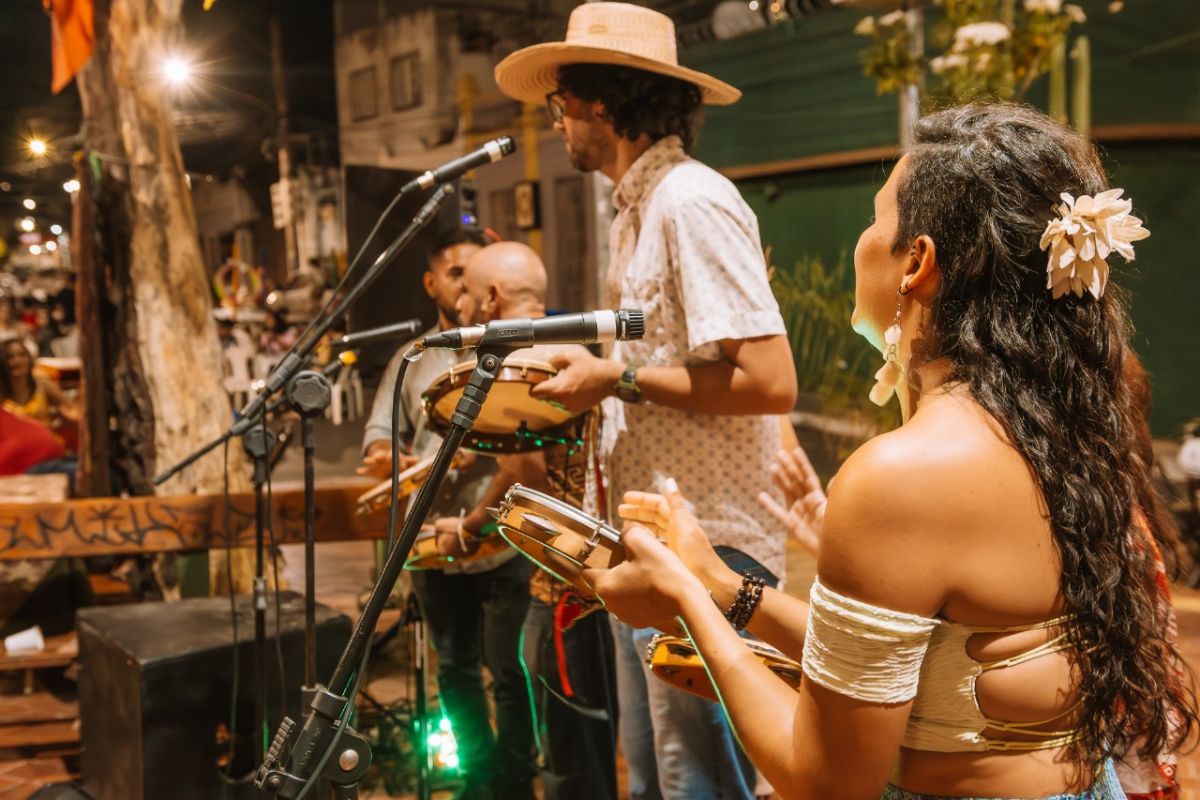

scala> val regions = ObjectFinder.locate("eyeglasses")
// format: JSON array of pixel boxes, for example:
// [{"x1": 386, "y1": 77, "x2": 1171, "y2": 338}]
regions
[{"x1": 545, "y1": 91, "x2": 566, "y2": 124}]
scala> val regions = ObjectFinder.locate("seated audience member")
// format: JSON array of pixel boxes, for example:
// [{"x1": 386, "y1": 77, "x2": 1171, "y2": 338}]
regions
[
  {"x1": 1, "y1": 339, "x2": 69, "y2": 429},
  {"x1": 259, "y1": 310, "x2": 298, "y2": 355}
]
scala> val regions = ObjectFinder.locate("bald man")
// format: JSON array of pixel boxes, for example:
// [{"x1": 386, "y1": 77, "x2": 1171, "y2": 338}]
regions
[{"x1": 432, "y1": 242, "x2": 618, "y2": 800}]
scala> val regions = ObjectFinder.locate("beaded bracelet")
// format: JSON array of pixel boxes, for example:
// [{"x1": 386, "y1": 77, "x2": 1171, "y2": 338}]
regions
[{"x1": 724, "y1": 573, "x2": 766, "y2": 631}]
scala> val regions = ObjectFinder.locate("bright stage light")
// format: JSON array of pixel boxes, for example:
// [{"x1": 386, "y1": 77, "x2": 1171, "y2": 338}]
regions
[
  {"x1": 28, "y1": 138, "x2": 48, "y2": 157},
  {"x1": 162, "y1": 55, "x2": 195, "y2": 88},
  {"x1": 45, "y1": 240, "x2": 58, "y2": 252},
  {"x1": 29, "y1": 244, "x2": 43, "y2": 255},
  {"x1": 50, "y1": 224, "x2": 63, "y2": 235},
  {"x1": 22, "y1": 198, "x2": 36, "y2": 210},
  {"x1": 19, "y1": 217, "x2": 35, "y2": 232},
  {"x1": 63, "y1": 179, "x2": 81, "y2": 193}
]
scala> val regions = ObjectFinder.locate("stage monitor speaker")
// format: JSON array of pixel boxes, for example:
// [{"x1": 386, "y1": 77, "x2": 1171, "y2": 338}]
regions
[{"x1": 77, "y1": 593, "x2": 351, "y2": 800}]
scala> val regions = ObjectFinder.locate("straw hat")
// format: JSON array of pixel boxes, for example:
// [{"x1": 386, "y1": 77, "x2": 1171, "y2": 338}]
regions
[{"x1": 494, "y1": 2, "x2": 741, "y2": 107}]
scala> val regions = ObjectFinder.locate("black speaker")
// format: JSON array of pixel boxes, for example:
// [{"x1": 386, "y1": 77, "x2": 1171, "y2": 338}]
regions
[{"x1": 77, "y1": 593, "x2": 351, "y2": 800}]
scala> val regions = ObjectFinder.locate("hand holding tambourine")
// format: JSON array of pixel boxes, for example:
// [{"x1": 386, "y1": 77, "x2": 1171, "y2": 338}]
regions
[{"x1": 618, "y1": 478, "x2": 729, "y2": 588}]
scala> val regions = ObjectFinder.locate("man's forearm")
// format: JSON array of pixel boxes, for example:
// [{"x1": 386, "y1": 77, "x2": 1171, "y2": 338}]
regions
[{"x1": 637, "y1": 360, "x2": 794, "y2": 415}]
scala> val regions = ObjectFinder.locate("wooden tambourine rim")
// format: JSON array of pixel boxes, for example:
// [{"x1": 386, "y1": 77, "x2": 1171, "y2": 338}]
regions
[
  {"x1": 354, "y1": 454, "x2": 449, "y2": 516},
  {"x1": 403, "y1": 527, "x2": 511, "y2": 571},
  {"x1": 493, "y1": 483, "x2": 622, "y2": 593},
  {"x1": 646, "y1": 634, "x2": 803, "y2": 703},
  {"x1": 421, "y1": 358, "x2": 582, "y2": 452}
]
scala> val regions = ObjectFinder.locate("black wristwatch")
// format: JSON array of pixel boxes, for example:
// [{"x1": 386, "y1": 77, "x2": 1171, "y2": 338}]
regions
[{"x1": 614, "y1": 365, "x2": 642, "y2": 404}]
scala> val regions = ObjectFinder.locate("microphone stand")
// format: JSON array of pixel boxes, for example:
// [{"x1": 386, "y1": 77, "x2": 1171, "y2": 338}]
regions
[
  {"x1": 152, "y1": 185, "x2": 456, "y2": 488},
  {"x1": 255, "y1": 344, "x2": 519, "y2": 800},
  {"x1": 242, "y1": 414, "x2": 277, "y2": 767}
]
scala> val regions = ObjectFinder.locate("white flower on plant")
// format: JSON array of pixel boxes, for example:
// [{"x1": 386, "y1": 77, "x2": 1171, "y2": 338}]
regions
[
  {"x1": 953, "y1": 21, "x2": 1011, "y2": 49},
  {"x1": 878, "y1": 9, "x2": 906, "y2": 26},
  {"x1": 929, "y1": 53, "x2": 969, "y2": 73},
  {"x1": 1024, "y1": 0, "x2": 1062, "y2": 13},
  {"x1": 853, "y1": 15, "x2": 877, "y2": 35},
  {"x1": 1065, "y1": 4, "x2": 1087, "y2": 22},
  {"x1": 1039, "y1": 189, "x2": 1150, "y2": 300}
]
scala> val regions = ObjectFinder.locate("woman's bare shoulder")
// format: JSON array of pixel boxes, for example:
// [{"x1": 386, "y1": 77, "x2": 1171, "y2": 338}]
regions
[{"x1": 818, "y1": 395, "x2": 1033, "y2": 615}]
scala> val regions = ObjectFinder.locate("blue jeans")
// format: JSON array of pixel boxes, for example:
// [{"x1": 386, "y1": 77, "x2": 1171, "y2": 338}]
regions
[
  {"x1": 522, "y1": 599, "x2": 618, "y2": 800},
  {"x1": 880, "y1": 759, "x2": 1127, "y2": 799},
  {"x1": 611, "y1": 546, "x2": 778, "y2": 800},
  {"x1": 410, "y1": 556, "x2": 536, "y2": 800}
]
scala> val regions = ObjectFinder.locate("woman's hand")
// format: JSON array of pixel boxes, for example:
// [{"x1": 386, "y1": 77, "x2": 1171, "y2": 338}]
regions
[
  {"x1": 757, "y1": 446, "x2": 826, "y2": 559},
  {"x1": 582, "y1": 524, "x2": 705, "y2": 629},
  {"x1": 618, "y1": 478, "x2": 730, "y2": 589}
]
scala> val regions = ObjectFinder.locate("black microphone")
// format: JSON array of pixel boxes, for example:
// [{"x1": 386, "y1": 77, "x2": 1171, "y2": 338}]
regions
[
  {"x1": 421, "y1": 309, "x2": 645, "y2": 350},
  {"x1": 331, "y1": 318, "x2": 423, "y2": 350},
  {"x1": 400, "y1": 137, "x2": 516, "y2": 196}
]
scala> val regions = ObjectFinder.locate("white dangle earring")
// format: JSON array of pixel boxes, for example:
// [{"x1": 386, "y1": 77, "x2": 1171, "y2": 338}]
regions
[{"x1": 868, "y1": 277, "x2": 909, "y2": 407}]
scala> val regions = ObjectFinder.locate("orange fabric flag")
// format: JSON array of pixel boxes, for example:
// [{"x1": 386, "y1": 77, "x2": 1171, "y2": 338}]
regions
[{"x1": 44, "y1": 0, "x2": 95, "y2": 94}]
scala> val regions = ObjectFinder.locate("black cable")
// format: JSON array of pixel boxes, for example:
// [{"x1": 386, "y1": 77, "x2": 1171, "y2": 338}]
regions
[
  {"x1": 291, "y1": 650, "x2": 372, "y2": 800},
  {"x1": 280, "y1": 349, "x2": 418, "y2": 798},
  {"x1": 261, "y1": 411, "x2": 289, "y2": 723},
  {"x1": 266, "y1": 184, "x2": 419, "y2": 387},
  {"x1": 219, "y1": 439, "x2": 255, "y2": 787},
  {"x1": 386, "y1": 354, "x2": 416, "y2": 555}
]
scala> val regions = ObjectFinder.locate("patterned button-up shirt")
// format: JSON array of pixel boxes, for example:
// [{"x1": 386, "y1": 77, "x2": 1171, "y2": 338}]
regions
[{"x1": 595, "y1": 135, "x2": 788, "y2": 579}]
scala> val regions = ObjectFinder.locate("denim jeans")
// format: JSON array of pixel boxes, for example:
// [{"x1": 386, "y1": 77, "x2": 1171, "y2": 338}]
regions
[
  {"x1": 611, "y1": 546, "x2": 779, "y2": 800},
  {"x1": 880, "y1": 758, "x2": 1127, "y2": 799},
  {"x1": 410, "y1": 555, "x2": 536, "y2": 800},
  {"x1": 522, "y1": 599, "x2": 619, "y2": 800}
]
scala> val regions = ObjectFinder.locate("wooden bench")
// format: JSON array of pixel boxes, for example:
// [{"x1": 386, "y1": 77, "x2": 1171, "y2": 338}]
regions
[{"x1": 0, "y1": 476, "x2": 385, "y2": 795}]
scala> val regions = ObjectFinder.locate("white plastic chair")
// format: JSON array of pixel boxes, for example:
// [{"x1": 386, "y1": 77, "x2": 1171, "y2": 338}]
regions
[
  {"x1": 222, "y1": 344, "x2": 255, "y2": 410},
  {"x1": 328, "y1": 361, "x2": 364, "y2": 425}
]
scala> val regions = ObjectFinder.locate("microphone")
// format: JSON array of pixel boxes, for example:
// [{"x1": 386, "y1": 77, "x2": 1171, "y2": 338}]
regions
[
  {"x1": 421, "y1": 309, "x2": 645, "y2": 350},
  {"x1": 401, "y1": 137, "x2": 516, "y2": 195},
  {"x1": 331, "y1": 318, "x2": 423, "y2": 350}
]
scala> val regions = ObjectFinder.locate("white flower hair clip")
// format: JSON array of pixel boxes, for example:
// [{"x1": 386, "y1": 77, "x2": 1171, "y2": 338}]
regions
[{"x1": 1039, "y1": 188, "x2": 1149, "y2": 300}]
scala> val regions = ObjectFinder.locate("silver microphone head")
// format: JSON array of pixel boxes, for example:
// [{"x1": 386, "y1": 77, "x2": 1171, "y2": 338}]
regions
[{"x1": 616, "y1": 309, "x2": 646, "y2": 341}]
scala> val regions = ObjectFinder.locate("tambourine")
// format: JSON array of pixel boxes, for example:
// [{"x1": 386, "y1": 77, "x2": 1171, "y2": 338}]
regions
[
  {"x1": 354, "y1": 452, "x2": 466, "y2": 517},
  {"x1": 355, "y1": 455, "x2": 437, "y2": 517},
  {"x1": 645, "y1": 634, "x2": 804, "y2": 704},
  {"x1": 492, "y1": 484, "x2": 623, "y2": 595},
  {"x1": 404, "y1": 526, "x2": 512, "y2": 571},
  {"x1": 422, "y1": 358, "x2": 587, "y2": 454}
]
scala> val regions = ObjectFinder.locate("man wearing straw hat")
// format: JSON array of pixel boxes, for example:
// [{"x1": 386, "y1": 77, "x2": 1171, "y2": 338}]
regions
[{"x1": 497, "y1": 4, "x2": 797, "y2": 799}]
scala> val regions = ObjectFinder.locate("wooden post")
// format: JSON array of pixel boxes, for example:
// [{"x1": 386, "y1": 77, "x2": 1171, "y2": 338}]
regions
[
  {"x1": 898, "y1": 3, "x2": 925, "y2": 150},
  {"x1": 1048, "y1": 39, "x2": 1068, "y2": 124},
  {"x1": 74, "y1": 0, "x2": 249, "y2": 501},
  {"x1": 1070, "y1": 35, "x2": 1092, "y2": 138},
  {"x1": 522, "y1": 103, "x2": 543, "y2": 257},
  {"x1": 269, "y1": 14, "x2": 299, "y2": 275}
]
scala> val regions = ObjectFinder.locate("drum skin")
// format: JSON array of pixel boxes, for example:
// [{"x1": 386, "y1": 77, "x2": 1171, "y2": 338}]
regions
[
  {"x1": 422, "y1": 359, "x2": 587, "y2": 454},
  {"x1": 493, "y1": 483, "x2": 623, "y2": 596}
]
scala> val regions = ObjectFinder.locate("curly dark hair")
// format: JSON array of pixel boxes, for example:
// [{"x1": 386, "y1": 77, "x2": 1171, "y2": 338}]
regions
[
  {"x1": 893, "y1": 102, "x2": 1197, "y2": 771},
  {"x1": 556, "y1": 64, "x2": 703, "y2": 151}
]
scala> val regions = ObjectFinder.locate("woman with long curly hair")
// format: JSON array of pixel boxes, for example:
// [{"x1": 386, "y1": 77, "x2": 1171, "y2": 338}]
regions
[{"x1": 589, "y1": 102, "x2": 1197, "y2": 799}]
